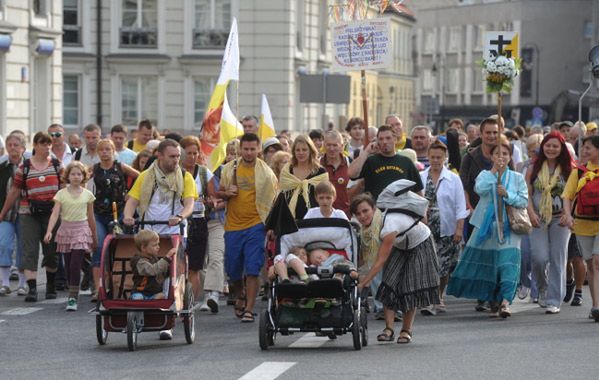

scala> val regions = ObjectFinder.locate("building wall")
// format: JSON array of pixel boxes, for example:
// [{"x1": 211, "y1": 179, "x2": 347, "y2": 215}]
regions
[{"x1": 0, "y1": 0, "x2": 63, "y2": 138}]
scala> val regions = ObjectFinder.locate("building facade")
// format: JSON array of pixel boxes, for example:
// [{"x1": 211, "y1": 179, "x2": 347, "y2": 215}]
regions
[
  {"x1": 408, "y1": 0, "x2": 599, "y2": 129},
  {"x1": 0, "y1": 0, "x2": 63, "y2": 138}
]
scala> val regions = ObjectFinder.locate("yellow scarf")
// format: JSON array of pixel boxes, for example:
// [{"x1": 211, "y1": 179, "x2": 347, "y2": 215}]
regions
[
  {"x1": 538, "y1": 162, "x2": 561, "y2": 224},
  {"x1": 395, "y1": 134, "x2": 407, "y2": 151},
  {"x1": 278, "y1": 163, "x2": 329, "y2": 218},
  {"x1": 221, "y1": 158, "x2": 278, "y2": 223},
  {"x1": 359, "y1": 208, "x2": 382, "y2": 270},
  {"x1": 576, "y1": 167, "x2": 599, "y2": 192},
  {"x1": 139, "y1": 161, "x2": 184, "y2": 218}
]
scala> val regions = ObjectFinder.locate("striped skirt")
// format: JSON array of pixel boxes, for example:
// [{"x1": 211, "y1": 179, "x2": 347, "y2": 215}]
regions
[
  {"x1": 376, "y1": 237, "x2": 441, "y2": 313},
  {"x1": 446, "y1": 226, "x2": 521, "y2": 303},
  {"x1": 56, "y1": 220, "x2": 93, "y2": 253}
]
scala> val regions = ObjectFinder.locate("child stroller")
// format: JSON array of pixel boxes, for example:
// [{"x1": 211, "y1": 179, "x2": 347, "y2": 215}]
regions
[
  {"x1": 259, "y1": 218, "x2": 367, "y2": 350},
  {"x1": 94, "y1": 221, "x2": 195, "y2": 351}
]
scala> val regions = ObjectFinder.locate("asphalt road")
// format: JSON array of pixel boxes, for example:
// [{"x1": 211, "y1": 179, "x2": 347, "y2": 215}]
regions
[{"x1": 1, "y1": 282, "x2": 597, "y2": 380}]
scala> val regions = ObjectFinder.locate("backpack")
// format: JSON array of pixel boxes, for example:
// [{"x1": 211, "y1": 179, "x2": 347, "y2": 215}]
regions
[
  {"x1": 74, "y1": 148, "x2": 82, "y2": 161},
  {"x1": 574, "y1": 165, "x2": 599, "y2": 219}
]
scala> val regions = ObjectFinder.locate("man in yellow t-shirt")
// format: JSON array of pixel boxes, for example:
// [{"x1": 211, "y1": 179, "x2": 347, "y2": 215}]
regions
[
  {"x1": 129, "y1": 119, "x2": 154, "y2": 153},
  {"x1": 217, "y1": 133, "x2": 278, "y2": 323},
  {"x1": 124, "y1": 139, "x2": 196, "y2": 236}
]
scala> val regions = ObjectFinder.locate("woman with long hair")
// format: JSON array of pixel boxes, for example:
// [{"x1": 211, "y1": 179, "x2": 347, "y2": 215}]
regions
[
  {"x1": 447, "y1": 136, "x2": 528, "y2": 318},
  {"x1": 278, "y1": 135, "x2": 328, "y2": 219},
  {"x1": 526, "y1": 131, "x2": 574, "y2": 314}
]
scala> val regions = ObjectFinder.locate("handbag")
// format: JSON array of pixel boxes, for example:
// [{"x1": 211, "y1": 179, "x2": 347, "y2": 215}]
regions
[
  {"x1": 506, "y1": 205, "x2": 532, "y2": 235},
  {"x1": 29, "y1": 199, "x2": 54, "y2": 218}
]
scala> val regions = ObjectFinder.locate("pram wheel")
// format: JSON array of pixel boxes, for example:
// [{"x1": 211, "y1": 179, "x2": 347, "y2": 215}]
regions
[
  {"x1": 352, "y1": 310, "x2": 362, "y2": 351},
  {"x1": 96, "y1": 315, "x2": 107, "y2": 345},
  {"x1": 183, "y1": 283, "x2": 195, "y2": 344},
  {"x1": 360, "y1": 307, "x2": 368, "y2": 347},
  {"x1": 126, "y1": 312, "x2": 138, "y2": 351},
  {"x1": 259, "y1": 309, "x2": 275, "y2": 350}
]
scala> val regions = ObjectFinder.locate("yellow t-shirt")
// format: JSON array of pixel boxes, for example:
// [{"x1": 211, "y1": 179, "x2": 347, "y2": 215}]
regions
[
  {"x1": 54, "y1": 188, "x2": 96, "y2": 222},
  {"x1": 224, "y1": 163, "x2": 262, "y2": 231},
  {"x1": 562, "y1": 162, "x2": 599, "y2": 236},
  {"x1": 128, "y1": 170, "x2": 197, "y2": 201},
  {"x1": 132, "y1": 140, "x2": 147, "y2": 153}
]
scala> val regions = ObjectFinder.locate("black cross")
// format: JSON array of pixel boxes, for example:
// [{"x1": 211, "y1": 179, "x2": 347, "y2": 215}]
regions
[{"x1": 490, "y1": 35, "x2": 512, "y2": 57}]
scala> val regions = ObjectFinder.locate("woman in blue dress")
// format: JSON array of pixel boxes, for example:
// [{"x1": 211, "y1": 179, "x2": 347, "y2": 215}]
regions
[{"x1": 447, "y1": 137, "x2": 528, "y2": 318}]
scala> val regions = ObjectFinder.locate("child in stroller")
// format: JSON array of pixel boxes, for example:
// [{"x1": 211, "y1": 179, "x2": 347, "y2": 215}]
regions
[{"x1": 270, "y1": 247, "x2": 358, "y2": 283}]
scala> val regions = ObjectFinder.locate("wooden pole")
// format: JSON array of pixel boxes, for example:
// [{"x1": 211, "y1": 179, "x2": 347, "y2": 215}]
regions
[
  {"x1": 361, "y1": 69, "x2": 369, "y2": 147},
  {"x1": 496, "y1": 92, "x2": 504, "y2": 242}
]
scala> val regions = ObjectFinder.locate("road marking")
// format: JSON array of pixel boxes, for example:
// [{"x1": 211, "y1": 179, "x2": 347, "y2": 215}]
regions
[
  {"x1": 1, "y1": 307, "x2": 43, "y2": 315},
  {"x1": 239, "y1": 362, "x2": 296, "y2": 380},
  {"x1": 39, "y1": 297, "x2": 68, "y2": 304},
  {"x1": 287, "y1": 333, "x2": 330, "y2": 348},
  {"x1": 0, "y1": 319, "x2": 5, "y2": 324}
]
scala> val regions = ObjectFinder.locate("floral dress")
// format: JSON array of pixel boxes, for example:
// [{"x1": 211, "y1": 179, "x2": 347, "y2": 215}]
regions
[{"x1": 425, "y1": 174, "x2": 459, "y2": 278}]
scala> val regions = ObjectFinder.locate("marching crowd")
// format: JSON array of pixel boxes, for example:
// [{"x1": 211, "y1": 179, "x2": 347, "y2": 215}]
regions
[{"x1": 1, "y1": 113, "x2": 599, "y2": 344}]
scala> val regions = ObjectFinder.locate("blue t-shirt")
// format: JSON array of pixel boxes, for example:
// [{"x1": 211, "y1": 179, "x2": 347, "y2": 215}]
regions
[{"x1": 117, "y1": 148, "x2": 137, "y2": 166}]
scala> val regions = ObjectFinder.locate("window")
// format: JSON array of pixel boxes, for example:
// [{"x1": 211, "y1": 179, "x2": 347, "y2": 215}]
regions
[
  {"x1": 0, "y1": 0, "x2": 5, "y2": 20},
  {"x1": 296, "y1": 0, "x2": 304, "y2": 52},
  {"x1": 449, "y1": 26, "x2": 462, "y2": 52},
  {"x1": 473, "y1": 67, "x2": 483, "y2": 93},
  {"x1": 63, "y1": 75, "x2": 80, "y2": 126},
  {"x1": 423, "y1": 29, "x2": 435, "y2": 53},
  {"x1": 121, "y1": 76, "x2": 158, "y2": 126},
  {"x1": 193, "y1": 0, "x2": 231, "y2": 49},
  {"x1": 33, "y1": 0, "x2": 47, "y2": 16},
  {"x1": 447, "y1": 68, "x2": 460, "y2": 93},
  {"x1": 194, "y1": 79, "x2": 211, "y2": 128},
  {"x1": 473, "y1": 25, "x2": 483, "y2": 50},
  {"x1": 120, "y1": 0, "x2": 158, "y2": 48},
  {"x1": 63, "y1": 0, "x2": 81, "y2": 46},
  {"x1": 422, "y1": 69, "x2": 433, "y2": 92}
]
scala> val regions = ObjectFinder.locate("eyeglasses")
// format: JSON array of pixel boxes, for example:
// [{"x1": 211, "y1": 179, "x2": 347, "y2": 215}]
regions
[{"x1": 49, "y1": 132, "x2": 63, "y2": 138}]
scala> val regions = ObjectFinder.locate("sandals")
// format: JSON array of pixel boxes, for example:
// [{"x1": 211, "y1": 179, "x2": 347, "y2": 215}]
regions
[
  {"x1": 376, "y1": 327, "x2": 395, "y2": 342},
  {"x1": 397, "y1": 329, "x2": 412, "y2": 344},
  {"x1": 241, "y1": 310, "x2": 256, "y2": 323},
  {"x1": 234, "y1": 297, "x2": 246, "y2": 318}
]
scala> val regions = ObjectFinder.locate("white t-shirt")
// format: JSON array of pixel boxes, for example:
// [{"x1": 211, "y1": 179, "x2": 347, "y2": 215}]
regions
[
  {"x1": 380, "y1": 212, "x2": 430, "y2": 250},
  {"x1": 192, "y1": 166, "x2": 214, "y2": 217},
  {"x1": 143, "y1": 188, "x2": 186, "y2": 236},
  {"x1": 304, "y1": 207, "x2": 349, "y2": 220}
]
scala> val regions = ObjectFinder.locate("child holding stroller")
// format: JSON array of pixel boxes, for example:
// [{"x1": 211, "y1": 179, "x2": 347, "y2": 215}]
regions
[{"x1": 130, "y1": 230, "x2": 176, "y2": 300}]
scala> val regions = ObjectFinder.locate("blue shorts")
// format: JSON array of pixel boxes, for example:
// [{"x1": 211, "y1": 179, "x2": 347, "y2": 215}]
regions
[
  {"x1": 0, "y1": 221, "x2": 15, "y2": 267},
  {"x1": 224, "y1": 223, "x2": 265, "y2": 281},
  {"x1": 130, "y1": 292, "x2": 163, "y2": 300}
]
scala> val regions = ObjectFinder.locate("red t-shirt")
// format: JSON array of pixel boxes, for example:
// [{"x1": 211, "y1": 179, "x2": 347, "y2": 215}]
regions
[{"x1": 13, "y1": 158, "x2": 62, "y2": 214}]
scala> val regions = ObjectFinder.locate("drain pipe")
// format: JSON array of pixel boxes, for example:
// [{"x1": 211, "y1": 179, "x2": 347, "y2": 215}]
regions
[{"x1": 96, "y1": 0, "x2": 102, "y2": 126}]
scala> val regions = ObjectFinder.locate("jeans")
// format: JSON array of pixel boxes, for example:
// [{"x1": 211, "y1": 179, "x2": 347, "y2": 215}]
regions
[
  {"x1": 530, "y1": 218, "x2": 570, "y2": 307},
  {"x1": 93, "y1": 213, "x2": 113, "y2": 267}
]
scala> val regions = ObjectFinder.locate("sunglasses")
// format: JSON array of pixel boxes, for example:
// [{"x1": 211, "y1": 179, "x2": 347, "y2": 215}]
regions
[{"x1": 49, "y1": 132, "x2": 63, "y2": 138}]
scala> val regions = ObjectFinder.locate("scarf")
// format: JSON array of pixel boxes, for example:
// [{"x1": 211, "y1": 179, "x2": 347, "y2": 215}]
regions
[
  {"x1": 395, "y1": 134, "x2": 407, "y2": 151},
  {"x1": 576, "y1": 167, "x2": 599, "y2": 193},
  {"x1": 359, "y1": 208, "x2": 382, "y2": 270},
  {"x1": 537, "y1": 161, "x2": 561, "y2": 224},
  {"x1": 278, "y1": 163, "x2": 329, "y2": 218},
  {"x1": 139, "y1": 161, "x2": 184, "y2": 218},
  {"x1": 475, "y1": 170, "x2": 511, "y2": 246},
  {"x1": 221, "y1": 158, "x2": 278, "y2": 223}
]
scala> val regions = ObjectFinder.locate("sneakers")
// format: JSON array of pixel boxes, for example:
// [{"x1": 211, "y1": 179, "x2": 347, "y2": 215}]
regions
[
  {"x1": 420, "y1": 305, "x2": 437, "y2": 316},
  {"x1": 475, "y1": 300, "x2": 490, "y2": 312},
  {"x1": 537, "y1": 293, "x2": 547, "y2": 308},
  {"x1": 25, "y1": 289, "x2": 38, "y2": 302},
  {"x1": 198, "y1": 302, "x2": 210, "y2": 312},
  {"x1": 16, "y1": 287, "x2": 27, "y2": 296},
  {"x1": 591, "y1": 308, "x2": 599, "y2": 322},
  {"x1": 571, "y1": 292, "x2": 583, "y2": 306},
  {"x1": 9, "y1": 268, "x2": 18, "y2": 281},
  {"x1": 545, "y1": 305, "x2": 560, "y2": 314},
  {"x1": 65, "y1": 298, "x2": 78, "y2": 311},
  {"x1": 0, "y1": 285, "x2": 11, "y2": 296},
  {"x1": 517, "y1": 286, "x2": 530, "y2": 300},
  {"x1": 159, "y1": 330, "x2": 173, "y2": 340},
  {"x1": 207, "y1": 292, "x2": 219, "y2": 313},
  {"x1": 563, "y1": 280, "x2": 575, "y2": 303}
]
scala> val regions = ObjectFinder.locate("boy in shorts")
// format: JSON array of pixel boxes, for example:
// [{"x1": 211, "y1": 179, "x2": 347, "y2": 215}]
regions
[{"x1": 130, "y1": 230, "x2": 176, "y2": 300}]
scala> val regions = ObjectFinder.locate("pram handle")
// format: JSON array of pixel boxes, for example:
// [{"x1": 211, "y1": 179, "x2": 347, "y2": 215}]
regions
[{"x1": 300, "y1": 264, "x2": 352, "y2": 277}]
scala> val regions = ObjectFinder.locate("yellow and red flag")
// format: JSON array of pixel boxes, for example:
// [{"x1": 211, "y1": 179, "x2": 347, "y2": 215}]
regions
[{"x1": 200, "y1": 18, "x2": 240, "y2": 170}]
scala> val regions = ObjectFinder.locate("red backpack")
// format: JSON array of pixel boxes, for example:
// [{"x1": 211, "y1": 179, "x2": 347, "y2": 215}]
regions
[{"x1": 575, "y1": 165, "x2": 599, "y2": 219}]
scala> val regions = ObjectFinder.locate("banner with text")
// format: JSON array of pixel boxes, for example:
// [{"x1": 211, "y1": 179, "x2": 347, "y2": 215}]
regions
[{"x1": 332, "y1": 18, "x2": 392, "y2": 72}]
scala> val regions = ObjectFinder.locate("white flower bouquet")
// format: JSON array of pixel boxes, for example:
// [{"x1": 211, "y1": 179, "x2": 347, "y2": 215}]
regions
[{"x1": 480, "y1": 54, "x2": 521, "y2": 93}]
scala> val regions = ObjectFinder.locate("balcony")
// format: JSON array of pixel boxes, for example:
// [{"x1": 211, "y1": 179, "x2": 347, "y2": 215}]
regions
[
  {"x1": 192, "y1": 29, "x2": 228, "y2": 49},
  {"x1": 120, "y1": 26, "x2": 157, "y2": 48}
]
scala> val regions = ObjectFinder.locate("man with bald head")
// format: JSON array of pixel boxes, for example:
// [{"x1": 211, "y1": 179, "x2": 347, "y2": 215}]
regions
[{"x1": 385, "y1": 114, "x2": 412, "y2": 151}]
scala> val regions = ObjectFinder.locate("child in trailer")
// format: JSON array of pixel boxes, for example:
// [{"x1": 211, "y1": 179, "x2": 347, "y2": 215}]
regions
[
  {"x1": 44, "y1": 161, "x2": 97, "y2": 312},
  {"x1": 303, "y1": 181, "x2": 349, "y2": 220},
  {"x1": 130, "y1": 230, "x2": 176, "y2": 300}
]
